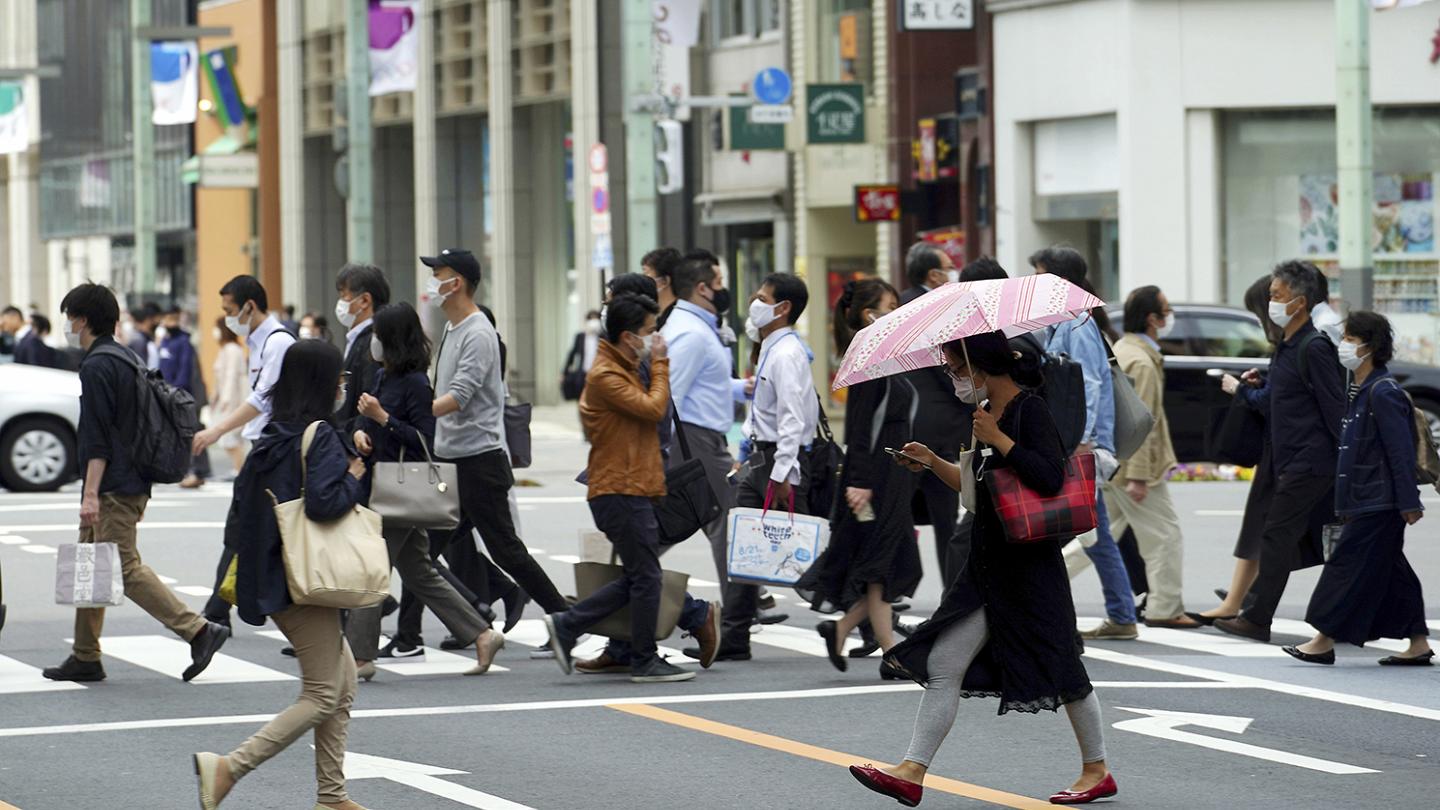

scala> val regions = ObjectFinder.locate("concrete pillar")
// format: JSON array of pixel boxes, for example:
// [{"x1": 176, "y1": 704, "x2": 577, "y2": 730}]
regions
[
  {"x1": 486, "y1": 0, "x2": 517, "y2": 331},
  {"x1": 623, "y1": 0, "x2": 657, "y2": 263},
  {"x1": 570, "y1": 0, "x2": 603, "y2": 315},
  {"x1": 413, "y1": 0, "x2": 439, "y2": 331},
  {"x1": 1335, "y1": 0, "x2": 1373, "y2": 310},
  {"x1": 345, "y1": 0, "x2": 374, "y2": 263},
  {"x1": 277, "y1": 0, "x2": 306, "y2": 313},
  {"x1": 131, "y1": 0, "x2": 156, "y2": 296}
]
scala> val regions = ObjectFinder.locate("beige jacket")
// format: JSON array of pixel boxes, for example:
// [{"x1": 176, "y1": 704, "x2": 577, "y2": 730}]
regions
[{"x1": 1114, "y1": 333, "x2": 1177, "y2": 484}]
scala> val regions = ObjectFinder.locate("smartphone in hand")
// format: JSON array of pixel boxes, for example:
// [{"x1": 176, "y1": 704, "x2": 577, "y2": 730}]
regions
[{"x1": 884, "y1": 447, "x2": 931, "y2": 470}]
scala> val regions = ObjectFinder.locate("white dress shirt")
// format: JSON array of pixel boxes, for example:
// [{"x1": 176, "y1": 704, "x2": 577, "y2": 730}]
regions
[
  {"x1": 743, "y1": 326, "x2": 818, "y2": 485},
  {"x1": 243, "y1": 315, "x2": 298, "y2": 440},
  {"x1": 345, "y1": 317, "x2": 373, "y2": 357}
]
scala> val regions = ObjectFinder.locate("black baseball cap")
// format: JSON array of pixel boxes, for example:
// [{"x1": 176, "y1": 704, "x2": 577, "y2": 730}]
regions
[{"x1": 420, "y1": 248, "x2": 481, "y2": 289}]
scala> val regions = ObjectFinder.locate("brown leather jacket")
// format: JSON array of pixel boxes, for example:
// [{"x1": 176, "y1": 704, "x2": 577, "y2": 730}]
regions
[{"x1": 580, "y1": 339, "x2": 671, "y2": 499}]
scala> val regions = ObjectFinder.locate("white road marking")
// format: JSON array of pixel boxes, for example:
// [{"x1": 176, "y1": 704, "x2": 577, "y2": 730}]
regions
[
  {"x1": 374, "y1": 645, "x2": 511, "y2": 676},
  {"x1": 0, "y1": 654, "x2": 87, "y2": 695},
  {"x1": 21, "y1": 544, "x2": 56, "y2": 554},
  {"x1": 157, "y1": 575, "x2": 178, "y2": 585},
  {"x1": 514, "y1": 496, "x2": 587, "y2": 504},
  {"x1": 749, "y1": 624, "x2": 829, "y2": 657},
  {"x1": 548, "y1": 554, "x2": 581, "y2": 564},
  {"x1": 1113, "y1": 707, "x2": 1378, "y2": 774},
  {"x1": 2, "y1": 522, "x2": 224, "y2": 533},
  {"x1": 0, "y1": 535, "x2": 31, "y2": 544},
  {"x1": 690, "y1": 579, "x2": 720, "y2": 588},
  {"x1": 506, "y1": 620, "x2": 694, "y2": 667},
  {"x1": 73, "y1": 635, "x2": 294, "y2": 684},
  {"x1": 0, "y1": 500, "x2": 184, "y2": 513},
  {"x1": 346, "y1": 750, "x2": 535, "y2": 809},
  {"x1": 1079, "y1": 618, "x2": 1285, "y2": 658},
  {"x1": 173, "y1": 586, "x2": 214, "y2": 597},
  {"x1": 1194, "y1": 509, "x2": 1245, "y2": 516},
  {"x1": 1267, "y1": 618, "x2": 1416, "y2": 654}
]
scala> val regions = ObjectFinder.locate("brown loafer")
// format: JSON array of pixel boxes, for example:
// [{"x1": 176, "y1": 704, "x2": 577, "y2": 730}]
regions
[
  {"x1": 574, "y1": 651, "x2": 630, "y2": 675},
  {"x1": 692, "y1": 601, "x2": 722, "y2": 668},
  {"x1": 1213, "y1": 616, "x2": 1271, "y2": 643}
]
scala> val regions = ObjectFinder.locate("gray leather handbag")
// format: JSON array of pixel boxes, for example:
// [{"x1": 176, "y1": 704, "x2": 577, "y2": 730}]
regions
[
  {"x1": 368, "y1": 436, "x2": 462, "y2": 530},
  {"x1": 1104, "y1": 337, "x2": 1156, "y2": 460}
]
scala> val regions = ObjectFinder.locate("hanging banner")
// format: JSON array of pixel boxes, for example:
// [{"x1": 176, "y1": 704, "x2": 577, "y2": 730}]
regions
[
  {"x1": 151, "y1": 42, "x2": 199, "y2": 125},
  {"x1": 370, "y1": 0, "x2": 419, "y2": 96},
  {"x1": 0, "y1": 82, "x2": 25, "y2": 155},
  {"x1": 203, "y1": 48, "x2": 250, "y2": 133}
]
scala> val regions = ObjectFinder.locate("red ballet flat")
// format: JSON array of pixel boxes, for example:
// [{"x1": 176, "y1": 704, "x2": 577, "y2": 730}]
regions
[
  {"x1": 849, "y1": 764, "x2": 923, "y2": 807},
  {"x1": 1049, "y1": 773, "x2": 1118, "y2": 805}
]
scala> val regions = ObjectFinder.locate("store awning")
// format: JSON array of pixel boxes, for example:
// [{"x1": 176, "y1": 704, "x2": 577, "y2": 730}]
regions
[
  {"x1": 182, "y1": 134, "x2": 258, "y2": 188},
  {"x1": 695, "y1": 187, "x2": 787, "y2": 226}
]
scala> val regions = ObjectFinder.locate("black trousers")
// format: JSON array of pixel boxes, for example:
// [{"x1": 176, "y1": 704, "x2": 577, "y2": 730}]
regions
[
  {"x1": 721, "y1": 446, "x2": 811, "y2": 649},
  {"x1": 448, "y1": 449, "x2": 567, "y2": 613},
  {"x1": 557, "y1": 495, "x2": 664, "y2": 665},
  {"x1": 1241, "y1": 472, "x2": 1334, "y2": 628}
]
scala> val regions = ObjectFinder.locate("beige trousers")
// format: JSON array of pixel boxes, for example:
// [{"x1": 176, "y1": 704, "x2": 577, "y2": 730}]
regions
[
  {"x1": 227, "y1": 604, "x2": 357, "y2": 804},
  {"x1": 1101, "y1": 478, "x2": 1187, "y2": 618},
  {"x1": 73, "y1": 493, "x2": 208, "y2": 662}
]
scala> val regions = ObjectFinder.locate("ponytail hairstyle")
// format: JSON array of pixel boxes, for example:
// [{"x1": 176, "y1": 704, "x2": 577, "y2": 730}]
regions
[
  {"x1": 833, "y1": 277, "x2": 899, "y2": 355},
  {"x1": 942, "y1": 330, "x2": 1044, "y2": 389}
]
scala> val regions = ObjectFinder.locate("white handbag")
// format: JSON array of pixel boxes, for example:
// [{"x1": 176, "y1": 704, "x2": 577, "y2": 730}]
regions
[
  {"x1": 55, "y1": 542, "x2": 125, "y2": 607},
  {"x1": 271, "y1": 422, "x2": 389, "y2": 609}
]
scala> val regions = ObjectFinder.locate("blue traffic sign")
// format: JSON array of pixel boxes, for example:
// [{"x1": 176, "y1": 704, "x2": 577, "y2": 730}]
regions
[{"x1": 753, "y1": 67, "x2": 793, "y2": 106}]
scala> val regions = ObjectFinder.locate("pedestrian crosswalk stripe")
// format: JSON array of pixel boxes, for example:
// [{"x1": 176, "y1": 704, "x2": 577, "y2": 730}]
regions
[
  {"x1": 1267, "y1": 619, "x2": 1418, "y2": 654},
  {"x1": 256, "y1": 629, "x2": 512, "y2": 675},
  {"x1": 20, "y1": 545, "x2": 56, "y2": 554},
  {"x1": 507, "y1": 620, "x2": 695, "y2": 667},
  {"x1": 0, "y1": 654, "x2": 86, "y2": 695},
  {"x1": 0, "y1": 535, "x2": 29, "y2": 545},
  {"x1": 173, "y1": 586, "x2": 214, "y2": 597},
  {"x1": 75, "y1": 635, "x2": 295, "y2": 684}
]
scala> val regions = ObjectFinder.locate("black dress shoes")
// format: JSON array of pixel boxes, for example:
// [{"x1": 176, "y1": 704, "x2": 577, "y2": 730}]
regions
[
  {"x1": 42, "y1": 655, "x2": 106, "y2": 682},
  {"x1": 501, "y1": 588, "x2": 530, "y2": 634},
  {"x1": 1378, "y1": 651, "x2": 1434, "y2": 666},
  {"x1": 816, "y1": 621, "x2": 848, "y2": 672},
  {"x1": 1282, "y1": 645, "x2": 1335, "y2": 665},
  {"x1": 184, "y1": 621, "x2": 233, "y2": 682}
]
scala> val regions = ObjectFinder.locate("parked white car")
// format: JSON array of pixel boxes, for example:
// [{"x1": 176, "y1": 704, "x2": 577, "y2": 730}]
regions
[{"x1": 0, "y1": 363, "x2": 81, "y2": 492}]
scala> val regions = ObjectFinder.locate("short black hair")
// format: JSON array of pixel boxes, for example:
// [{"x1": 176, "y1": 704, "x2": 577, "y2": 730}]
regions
[
  {"x1": 1343, "y1": 310, "x2": 1395, "y2": 368},
  {"x1": 2, "y1": 305, "x2": 21, "y2": 318},
  {"x1": 372, "y1": 303, "x2": 431, "y2": 377},
  {"x1": 1028, "y1": 246, "x2": 1088, "y2": 286},
  {"x1": 30, "y1": 314, "x2": 51, "y2": 335},
  {"x1": 959, "y1": 256, "x2": 1007, "y2": 283},
  {"x1": 943, "y1": 330, "x2": 1043, "y2": 388},
  {"x1": 905, "y1": 243, "x2": 945, "y2": 288},
  {"x1": 641, "y1": 247, "x2": 682, "y2": 279},
  {"x1": 684, "y1": 248, "x2": 720, "y2": 267},
  {"x1": 671, "y1": 257, "x2": 717, "y2": 300},
  {"x1": 163, "y1": 305, "x2": 183, "y2": 317},
  {"x1": 335, "y1": 263, "x2": 392, "y2": 308},
  {"x1": 762, "y1": 273, "x2": 808, "y2": 325},
  {"x1": 1123, "y1": 285, "x2": 1165, "y2": 334},
  {"x1": 271, "y1": 339, "x2": 346, "y2": 425},
  {"x1": 608, "y1": 272, "x2": 659, "y2": 303},
  {"x1": 134, "y1": 302, "x2": 161, "y2": 324},
  {"x1": 1272, "y1": 260, "x2": 1326, "y2": 312},
  {"x1": 60, "y1": 283, "x2": 121, "y2": 337},
  {"x1": 220, "y1": 275, "x2": 269, "y2": 313},
  {"x1": 605, "y1": 292, "x2": 659, "y2": 344}
]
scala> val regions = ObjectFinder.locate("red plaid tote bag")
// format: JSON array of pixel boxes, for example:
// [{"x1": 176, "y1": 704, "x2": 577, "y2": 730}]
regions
[{"x1": 984, "y1": 451, "x2": 1098, "y2": 544}]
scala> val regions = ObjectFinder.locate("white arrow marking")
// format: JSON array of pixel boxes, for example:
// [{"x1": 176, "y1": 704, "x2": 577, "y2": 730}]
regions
[
  {"x1": 344, "y1": 750, "x2": 536, "y2": 808},
  {"x1": 1113, "y1": 707, "x2": 1378, "y2": 774}
]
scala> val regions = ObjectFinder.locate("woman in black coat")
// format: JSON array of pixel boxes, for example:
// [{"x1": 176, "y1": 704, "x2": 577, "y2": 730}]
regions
[
  {"x1": 347, "y1": 303, "x2": 503, "y2": 679},
  {"x1": 848, "y1": 331, "x2": 1116, "y2": 808},
  {"x1": 194, "y1": 340, "x2": 369, "y2": 810},
  {"x1": 798, "y1": 278, "x2": 921, "y2": 671},
  {"x1": 1285, "y1": 311, "x2": 1432, "y2": 666}
]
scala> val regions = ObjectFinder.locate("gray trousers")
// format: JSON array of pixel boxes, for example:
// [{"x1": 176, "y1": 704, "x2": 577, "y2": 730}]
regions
[
  {"x1": 345, "y1": 526, "x2": 489, "y2": 660},
  {"x1": 665, "y1": 422, "x2": 736, "y2": 585}
]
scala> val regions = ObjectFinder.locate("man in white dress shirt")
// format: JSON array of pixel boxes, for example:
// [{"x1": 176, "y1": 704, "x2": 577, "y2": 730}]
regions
[{"x1": 699, "y1": 272, "x2": 818, "y2": 660}]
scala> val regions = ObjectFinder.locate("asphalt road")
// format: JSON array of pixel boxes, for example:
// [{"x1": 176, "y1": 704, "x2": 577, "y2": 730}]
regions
[{"x1": 1, "y1": 417, "x2": 1438, "y2": 809}]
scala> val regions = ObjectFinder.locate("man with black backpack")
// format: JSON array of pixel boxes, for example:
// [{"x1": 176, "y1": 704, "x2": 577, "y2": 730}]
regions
[{"x1": 43, "y1": 284, "x2": 230, "y2": 683}]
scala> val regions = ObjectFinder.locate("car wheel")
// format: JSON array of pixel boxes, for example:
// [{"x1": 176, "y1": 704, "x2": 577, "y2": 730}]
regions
[
  {"x1": 1415, "y1": 397, "x2": 1440, "y2": 449},
  {"x1": 0, "y1": 417, "x2": 76, "y2": 493}
]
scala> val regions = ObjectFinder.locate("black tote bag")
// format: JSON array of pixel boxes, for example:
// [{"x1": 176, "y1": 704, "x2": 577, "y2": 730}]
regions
[
  {"x1": 1206, "y1": 395, "x2": 1265, "y2": 467},
  {"x1": 655, "y1": 406, "x2": 723, "y2": 546}
]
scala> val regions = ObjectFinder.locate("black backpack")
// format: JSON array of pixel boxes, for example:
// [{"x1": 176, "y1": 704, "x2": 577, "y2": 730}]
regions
[
  {"x1": 1014, "y1": 333, "x2": 1086, "y2": 455},
  {"x1": 91, "y1": 343, "x2": 202, "y2": 484}
]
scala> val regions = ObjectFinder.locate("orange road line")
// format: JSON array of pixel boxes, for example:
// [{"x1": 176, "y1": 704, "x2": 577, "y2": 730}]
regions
[{"x1": 609, "y1": 703, "x2": 1055, "y2": 810}]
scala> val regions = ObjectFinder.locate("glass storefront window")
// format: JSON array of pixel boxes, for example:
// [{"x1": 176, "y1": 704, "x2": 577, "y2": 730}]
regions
[
  {"x1": 714, "y1": 0, "x2": 782, "y2": 42},
  {"x1": 817, "y1": 0, "x2": 871, "y2": 87}
]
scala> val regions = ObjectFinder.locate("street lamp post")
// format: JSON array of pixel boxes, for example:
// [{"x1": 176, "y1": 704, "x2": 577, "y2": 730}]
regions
[{"x1": 1335, "y1": 0, "x2": 1374, "y2": 311}]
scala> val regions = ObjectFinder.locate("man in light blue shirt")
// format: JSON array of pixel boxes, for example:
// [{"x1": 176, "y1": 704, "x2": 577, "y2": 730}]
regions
[
  {"x1": 1032, "y1": 247, "x2": 1139, "y2": 641},
  {"x1": 659, "y1": 257, "x2": 738, "y2": 588}
]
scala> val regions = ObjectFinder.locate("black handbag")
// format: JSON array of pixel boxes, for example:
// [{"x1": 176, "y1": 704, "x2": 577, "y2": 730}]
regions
[
  {"x1": 561, "y1": 370, "x2": 586, "y2": 401},
  {"x1": 805, "y1": 395, "x2": 843, "y2": 521},
  {"x1": 655, "y1": 406, "x2": 723, "y2": 545},
  {"x1": 1206, "y1": 395, "x2": 1264, "y2": 467},
  {"x1": 504, "y1": 400, "x2": 533, "y2": 469}
]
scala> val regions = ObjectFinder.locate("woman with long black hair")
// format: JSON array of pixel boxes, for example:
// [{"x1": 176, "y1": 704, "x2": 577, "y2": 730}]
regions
[
  {"x1": 798, "y1": 278, "x2": 921, "y2": 670},
  {"x1": 346, "y1": 303, "x2": 505, "y2": 679},
  {"x1": 848, "y1": 331, "x2": 1116, "y2": 807},
  {"x1": 193, "y1": 340, "x2": 367, "y2": 810}
]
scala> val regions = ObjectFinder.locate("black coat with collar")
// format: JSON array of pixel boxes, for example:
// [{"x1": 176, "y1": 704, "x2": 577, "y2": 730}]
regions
[{"x1": 334, "y1": 324, "x2": 378, "y2": 437}]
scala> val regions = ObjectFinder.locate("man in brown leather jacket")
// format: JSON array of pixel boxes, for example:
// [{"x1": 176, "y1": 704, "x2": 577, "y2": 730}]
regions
[{"x1": 541, "y1": 293, "x2": 697, "y2": 683}]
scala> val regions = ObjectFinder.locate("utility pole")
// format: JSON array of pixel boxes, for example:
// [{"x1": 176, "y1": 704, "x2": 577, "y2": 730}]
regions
[
  {"x1": 623, "y1": 0, "x2": 657, "y2": 266},
  {"x1": 413, "y1": 0, "x2": 439, "y2": 332},
  {"x1": 1335, "y1": 0, "x2": 1374, "y2": 310},
  {"x1": 131, "y1": 0, "x2": 156, "y2": 297},
  {"x1": 346, "y1": 0, "x2": 374, "y2": 263}
]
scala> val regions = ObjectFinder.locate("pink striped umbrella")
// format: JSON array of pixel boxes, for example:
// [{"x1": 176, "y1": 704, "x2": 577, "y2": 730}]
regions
[{"x1": 831, "y1": 275, "x2": 1104, "y2": 390}]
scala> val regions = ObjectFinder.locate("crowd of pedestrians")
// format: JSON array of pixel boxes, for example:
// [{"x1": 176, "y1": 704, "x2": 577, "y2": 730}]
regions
[{"x1": 18, "y1": 239, "x2": 1432, "y2": 808}]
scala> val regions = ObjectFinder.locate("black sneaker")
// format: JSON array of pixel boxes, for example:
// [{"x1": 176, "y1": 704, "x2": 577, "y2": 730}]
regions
[
  {"x1": 378, "y1": 637, "x2": 425, "y2": 659},
  {"x1": 631, "y1": 657, "x2": 696, "y2": 683},
  {"x1": 43, "y1": 655, "x2": 106, "y2": 682}
]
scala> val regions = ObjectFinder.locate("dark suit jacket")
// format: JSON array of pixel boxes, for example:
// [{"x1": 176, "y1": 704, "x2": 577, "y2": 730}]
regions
[
  {"x1": 13, "y1": 332, "x2": 61, "y2": 368},
  {"x1": 335, "y1": 324, "x2": 378, "y2": 437},
  {"x1": 898, "y1": 285, "x2": 972, "y2": 459}
]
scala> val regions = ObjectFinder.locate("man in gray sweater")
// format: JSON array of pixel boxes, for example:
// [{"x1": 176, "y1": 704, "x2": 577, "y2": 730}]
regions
[{"x1": 423, "y1": 249, "x2": 567, "y2": 615}]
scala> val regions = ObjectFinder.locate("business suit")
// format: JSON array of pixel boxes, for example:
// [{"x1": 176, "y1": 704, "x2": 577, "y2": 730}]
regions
[
  {"x1": 335, "y1": 324, "x2": 376, "y2": 437},
  {"x1": 13, "y1": 332, "x2": 60, "y2": 368},
  {"x1": 900, "y1": 285, "x2": 972, "y2": 585}
]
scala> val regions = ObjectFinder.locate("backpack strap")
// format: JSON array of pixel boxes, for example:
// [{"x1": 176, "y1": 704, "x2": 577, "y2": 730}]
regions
[{"x1": 89, "y1": 341, "x2": 144, "y2": 372}]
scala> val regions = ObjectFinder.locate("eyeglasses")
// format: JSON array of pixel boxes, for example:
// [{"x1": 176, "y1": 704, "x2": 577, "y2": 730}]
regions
[{"x1": 943, "y1": 365, "x2": 968, "y2": 382}]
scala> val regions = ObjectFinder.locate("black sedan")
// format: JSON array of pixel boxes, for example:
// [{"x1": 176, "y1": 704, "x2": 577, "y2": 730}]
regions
[{"x1": 1105, "y1": 304, "x2": 1440, "y2": 463}]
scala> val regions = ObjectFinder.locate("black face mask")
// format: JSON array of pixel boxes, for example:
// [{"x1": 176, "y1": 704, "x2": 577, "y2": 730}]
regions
[{"x1": 711, "y1": 287, "x2": 732, "y2": 317}]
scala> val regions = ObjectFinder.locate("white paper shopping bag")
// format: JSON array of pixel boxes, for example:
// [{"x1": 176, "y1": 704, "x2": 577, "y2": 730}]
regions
[
  {"x1": 55, "y1": 542, "x2": 126, "y2": 607},
  {"x1": 725, "y1": 507, "x2": 830, "y2": 587}
]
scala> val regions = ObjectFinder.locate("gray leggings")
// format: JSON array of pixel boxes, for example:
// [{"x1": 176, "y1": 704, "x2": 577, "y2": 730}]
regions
[{"x1": 902, "y1": 608, "x2": 1108, "y2": 767}]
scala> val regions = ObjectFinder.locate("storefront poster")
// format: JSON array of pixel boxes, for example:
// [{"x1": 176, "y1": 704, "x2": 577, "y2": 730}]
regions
[
  {"x1": 918, "y1": 225, "x2": 966, "y2": 267},
  {"x1": 807, "y1": 84, "x2": 866, "y2": 144},
  {"x1": 1300, "y1": 172, "x2": 1434, "y2": 255},
  {"x1": 730, "y1": 97, "x2": 786, "y2": 151},
  {"x1": 854, "y1": 185, "x2": 901, "y2": 222}
]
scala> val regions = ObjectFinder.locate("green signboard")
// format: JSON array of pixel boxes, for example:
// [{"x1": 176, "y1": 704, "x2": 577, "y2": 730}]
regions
[
  {"x1": 806, "y1": 84, "x2": 865, "y2": 144},
  {"x1": 729, "y1": 97, "x2": 786, "y2": 151}
]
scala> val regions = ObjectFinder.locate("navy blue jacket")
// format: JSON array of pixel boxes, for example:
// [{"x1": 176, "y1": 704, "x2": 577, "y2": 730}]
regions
[
  {"x1": 357, "y1": 368, "x2": 436, "y2": 464},
  {"x1": 231, "y1": 420, "x2": 365, "y2": 626},
  {"x1": 13, "y1": 332, "x2": 61, "y2": 368},
  {"x1": 1335, "y1": 369, "x2": 1424, "y2": 517},
  {"x1": 1239, "y1": 322, "x2": 1347, "y2": 478}
]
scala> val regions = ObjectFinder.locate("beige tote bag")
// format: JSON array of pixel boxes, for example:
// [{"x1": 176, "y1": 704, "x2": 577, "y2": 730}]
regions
[{"x1": 271, "y1": 422, "x2": 389, "y2": 609}]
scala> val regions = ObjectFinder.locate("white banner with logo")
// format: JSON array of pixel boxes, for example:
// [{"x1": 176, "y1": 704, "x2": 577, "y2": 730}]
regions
[
  {"x1": 0, "y1": 82, "x2": 28, "y2": 155},
  {"x1": 370, "y1": 0, "x2": 419, "y2": 96},
  {"x1": 151, "y1": 42, "x2": 199, "y2": 125}
]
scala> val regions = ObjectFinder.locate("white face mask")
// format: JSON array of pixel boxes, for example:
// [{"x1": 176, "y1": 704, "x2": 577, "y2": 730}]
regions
[
  {"x1": 1268, "y1": 299, "x2": 1298, "y2": 329},
  {"x1": 225, "y1": 304, "x2": 252, "y2": 338},
  {"x1": 299, "y1": 327, "x2": 316, "y2": 340},
  {"x1": 748, "y1": 299, "x2": 781, "y2": 332},
  {"x1": 1154, "y1": 314, "x2": 1174, "y2": 340},
  {"x1": 946, "y1": 269, "x2": 960, "y2": 285},
  {"x1": 155, "y1": 326, "x2": 170, "y2": 342},
  {"x1": 64, "y1": 318, "x2": 83, "y2": 349},
  {"x1": 951, "y1": 372, "x2": 988, "y2": 405},
  {"x1": 427, "y1": 276, "x2": 458, "y2": 308},
  {"x1": 586, "y1": 318, "x2": 602, "y2": 336},
  {"x1": 335, "y1": 297, "x2": 358, "y2": 329},
  {"x1": 744, "y1": 317, "x2": 761, "y2": 343},
  {"x1": 632, "y1": 332, "x2": 655, "y2": 362},
  {"x1": 1337, "y1": 340, "x2": 1369, "y2": 371},
  {"x1": 370, "y1": 337, "x2": 385, "y2": 364},
  {"x1": 334, "y1": 383, "x2": 348, "y2": 412}
]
